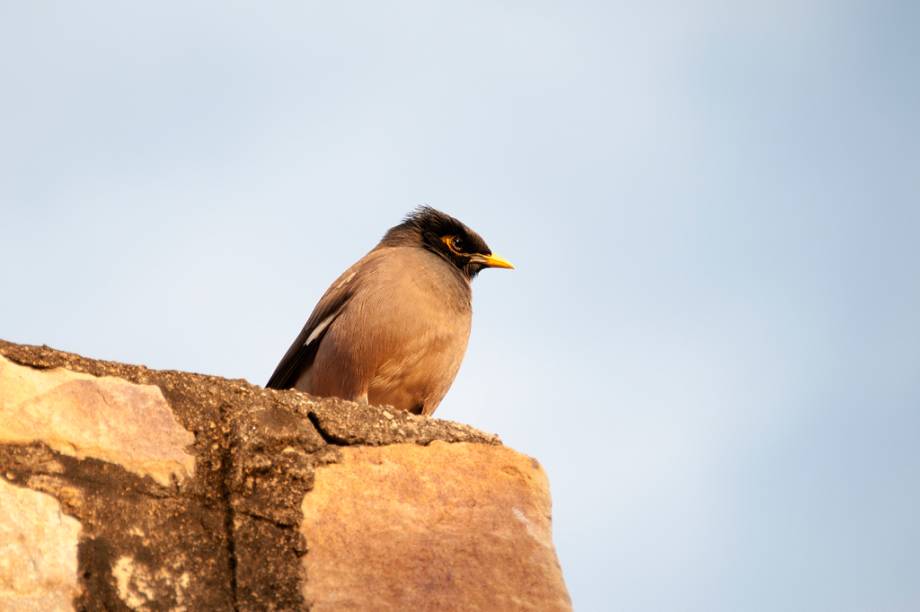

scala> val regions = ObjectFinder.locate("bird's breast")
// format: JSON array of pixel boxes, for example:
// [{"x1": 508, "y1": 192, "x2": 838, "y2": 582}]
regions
[{"x1": 364, "y1": 257, "x2": 472, "y2": 413}]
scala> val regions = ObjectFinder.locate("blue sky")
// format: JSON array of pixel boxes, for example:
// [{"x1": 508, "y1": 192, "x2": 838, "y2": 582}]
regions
[{"x1": 2, "y1": 2, "x2": 918, "y2": 610}]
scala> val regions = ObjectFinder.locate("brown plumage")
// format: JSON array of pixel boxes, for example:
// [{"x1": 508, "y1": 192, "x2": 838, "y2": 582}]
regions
[{"x1": 266, "y1": 207, "x2": 513, "y2": 416}]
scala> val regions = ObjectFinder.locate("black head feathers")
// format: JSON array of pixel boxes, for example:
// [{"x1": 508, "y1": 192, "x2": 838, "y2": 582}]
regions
[{"x1": 379, "y1": 206, "x2": 501, "y2": 279}]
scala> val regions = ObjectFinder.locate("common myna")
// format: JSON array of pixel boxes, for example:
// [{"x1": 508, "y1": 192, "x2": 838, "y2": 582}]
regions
[{"x1": 266, "y1": 207, "x2": 513, "y2": 416}]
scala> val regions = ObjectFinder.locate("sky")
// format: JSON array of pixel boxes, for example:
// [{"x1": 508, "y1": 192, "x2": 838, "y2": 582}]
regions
[{"x1": 2, "y1": 2, "x2": 919, "y2": 610}]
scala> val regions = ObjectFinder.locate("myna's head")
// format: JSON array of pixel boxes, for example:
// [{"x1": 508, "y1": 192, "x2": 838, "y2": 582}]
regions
[{"x1": 381, "y1": 206, "x2": 514, "y2": 279}]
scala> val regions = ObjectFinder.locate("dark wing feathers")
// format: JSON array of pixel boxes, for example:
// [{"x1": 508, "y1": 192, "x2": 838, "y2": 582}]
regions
[{"x1": 265, "y1": 283, "x2": 354, "y2": 389}]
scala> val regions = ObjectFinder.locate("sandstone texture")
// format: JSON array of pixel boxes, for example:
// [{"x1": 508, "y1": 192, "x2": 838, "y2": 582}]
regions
[
  {"x1": 0, "y1": 357, "x2": 194, "y2": 487},
  {"x1": 302, "y1": 443, "x2": 570, "y2": 611},
  {"x1": 0, "y1": 339, "x2": 570, "y2": 610},
  {"x1": 0, "y1": 477, "x2": 81, "y2": 611}
]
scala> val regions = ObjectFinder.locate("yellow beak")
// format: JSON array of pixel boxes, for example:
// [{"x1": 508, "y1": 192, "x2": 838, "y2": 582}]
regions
[{"x1": 478, "y1": 253, "x2": 515, "y2": 270}]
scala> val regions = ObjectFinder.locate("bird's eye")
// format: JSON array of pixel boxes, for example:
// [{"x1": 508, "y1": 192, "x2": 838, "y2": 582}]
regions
[{"x1": 450, "y1": 236, "x2": 465, "y2": 253}]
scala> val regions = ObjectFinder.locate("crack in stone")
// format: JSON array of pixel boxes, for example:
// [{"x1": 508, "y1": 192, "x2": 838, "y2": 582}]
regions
[
  {"x1": 237, "y1": 508, "x2": 299, "y2": 531},
  {"x1": 307, "y1": 411, "x2": 349, "y2": 446},
  {"x1": 217, "y1": 403, "x2": 239, "y2": 612}
]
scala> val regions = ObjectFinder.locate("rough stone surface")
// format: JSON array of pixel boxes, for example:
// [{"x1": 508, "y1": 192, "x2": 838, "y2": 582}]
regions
[
  {"x1": 307, "y1": 399, "x2": 501, "y2": 446},
  {"x1": 0, "y1": 355, "x2": 195, "y2": 487},
  {"x1": 0, "y1": 339, "x2": 568, "y2": 610},
  {"x1": 0, "y1": 477, "x2": 81, "y2": 611},
  {"x1": 301, "y1": 442, "x2": 571, "y2": 611}
]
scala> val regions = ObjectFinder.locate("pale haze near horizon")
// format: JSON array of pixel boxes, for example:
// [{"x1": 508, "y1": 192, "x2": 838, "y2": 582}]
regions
[{"x1": 2, "y1": 2, "x2": 919, "y2": 610}]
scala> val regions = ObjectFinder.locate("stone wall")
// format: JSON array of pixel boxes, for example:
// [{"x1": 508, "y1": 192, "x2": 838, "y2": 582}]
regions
[{"x1": 0, "y1": 340, "x2": 570, "y2": 611}]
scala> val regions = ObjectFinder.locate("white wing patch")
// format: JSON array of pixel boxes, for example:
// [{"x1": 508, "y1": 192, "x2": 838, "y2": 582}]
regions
[{"x1": 304, "y1": 313, "x2": 337, "y2": 347}]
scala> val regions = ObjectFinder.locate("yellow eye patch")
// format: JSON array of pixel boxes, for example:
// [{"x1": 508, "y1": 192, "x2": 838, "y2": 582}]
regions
[{"x1": 441, "y1": 235, "x2": 466, "y2": 255}]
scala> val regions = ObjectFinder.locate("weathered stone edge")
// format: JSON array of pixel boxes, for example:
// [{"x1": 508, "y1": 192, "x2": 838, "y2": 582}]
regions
[
  {"x1": 0, "y1": 339, "x2": 501, "y2": 448},
  {"x1": 0, "y1": 338, "x2": 502, "y2": 610}
]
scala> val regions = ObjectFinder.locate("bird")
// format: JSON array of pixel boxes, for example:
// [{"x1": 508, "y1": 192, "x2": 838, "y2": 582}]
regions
[{"x1": 266, "y1": 206, "x2": 513, "y2": 416}]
